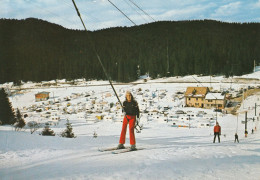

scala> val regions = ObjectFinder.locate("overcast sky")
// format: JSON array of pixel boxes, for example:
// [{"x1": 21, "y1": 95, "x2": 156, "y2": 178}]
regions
[{"x1": 1, "y1": 0, "x2": 260, "y2": 30}]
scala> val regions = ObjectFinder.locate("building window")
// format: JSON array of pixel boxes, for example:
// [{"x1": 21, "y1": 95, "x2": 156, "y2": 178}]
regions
[
  {"x1": 196, "y1": 98, "x2": 198, "y2": 101},
  {"x1": 188, "y1": 98, "x2": 191, "y2": 100},
  {"x1": 208, "y1": 100, "x2": 213, "y2": 102}
]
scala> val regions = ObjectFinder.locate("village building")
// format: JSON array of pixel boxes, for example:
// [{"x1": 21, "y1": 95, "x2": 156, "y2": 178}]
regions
[
  {"x1": 105, "y1": 93, "x2": 112, "y2": 98},
  {"x1": 35, "y1": 92, "x2": 50, "y2": 102},
  {"x1": 184, "y1": 87, "x2": 209, "y2": 108},
  {"x1": 204, "y1": 93, "x2": 226, "y2": 110}
]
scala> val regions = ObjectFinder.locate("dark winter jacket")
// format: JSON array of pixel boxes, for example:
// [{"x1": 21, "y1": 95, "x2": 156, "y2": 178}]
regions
[{"x1": 123, "y1": 100, "x2": 140, "y2": 118}]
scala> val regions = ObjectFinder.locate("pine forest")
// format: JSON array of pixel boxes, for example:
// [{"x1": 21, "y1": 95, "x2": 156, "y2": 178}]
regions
[{"x1": 0, "y1": 18, "x2": 259, "y2": 83}]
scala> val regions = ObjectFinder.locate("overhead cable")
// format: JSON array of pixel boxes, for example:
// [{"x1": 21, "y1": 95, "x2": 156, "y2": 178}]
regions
[
  {"x1": 107, "y1": 0, "x2": 136, "y2": 26},
  {"x1": 123, "y1": 0, "x2": 150, "y2": 23},
  {"x1": 128, "y1": 0, "x2": 156, "y2": 22},
  {"x1": 71, "y1": 0, "x2": 130, "y2": 125}
]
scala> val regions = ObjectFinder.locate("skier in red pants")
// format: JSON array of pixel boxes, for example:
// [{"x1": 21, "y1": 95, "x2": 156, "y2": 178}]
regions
[{"x1": 117, "y1": 91, "x2": 140, "y2": 151}]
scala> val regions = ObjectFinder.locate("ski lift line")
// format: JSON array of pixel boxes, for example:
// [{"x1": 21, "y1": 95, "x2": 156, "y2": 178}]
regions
[
  {"x1": 63, "y1": 0, "x2": 103, "y2": 24},
  {"x1": 28, "y1": 0, "x2": 158, "y2": 60},
  {"x1": 71, "y1": 0, "x2": 127, "y2": 120},
  {"x1": 123, "y1": 0, "x2": 148, "y2": 23},
  {"x1": 128, "y1": 0, "x2": 156, "y2": 22},
  {"x1": 236, "y1": 114, "x2": 239, "y2": 133},
  {"x1": 65, "y1": 0, "x2": 143, "y2": 36},
  {"x1": 191, "y1": 75, "x2": 219, "y2": 100},
  {"x1": 72, "y1": 0, "x2": 142, "y2": 133},
  {"x1": 71, "y1": 0, "x2": 88, "y2": 31},
  {"x1": 190, "y1": 74, "x2": 220, "y2": 123},
  {"x1": 65, "y1": 0, "x2": 157, "y2": 60},
  {"x1": 122, "y1": 0, "x2": 150, "y2": 24},
  {"x1": 107, "y1": 0, "x2": 136, "y2": 26},
  {"x1": 65, "y1": 0, "x2": 152, "y2": 49},
  {"x1": 27, "y1": 1, "x2": 179, "y2": 85}
]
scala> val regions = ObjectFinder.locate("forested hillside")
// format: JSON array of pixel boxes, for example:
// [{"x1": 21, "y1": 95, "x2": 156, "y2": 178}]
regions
[{"x1": 0, "y1": 18, "x2": 259, "y2": 83}]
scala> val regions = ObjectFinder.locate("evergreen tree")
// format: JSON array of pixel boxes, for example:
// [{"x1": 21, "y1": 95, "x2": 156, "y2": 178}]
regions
[
  {"x1": 0, "y1": 88, "x2": 16, "y2": 125},
  {"x1": 14, "y1": 109, "x2": 26, "y2": 131},
  {"x1": 41, "y1": 125, "x2": 55, "y2": 136},
  {"x1": 61, "y1": 120, "x2": 76, "y2": 138}
]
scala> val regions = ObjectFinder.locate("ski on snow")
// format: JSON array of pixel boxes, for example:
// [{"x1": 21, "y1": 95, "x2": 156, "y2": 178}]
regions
[
  {"x1": 98, "y1": 147, "x2": 144, "y2": 154},
  {"x1": 98, "y1": 147, "x2": 119, "y2": 152},
  {"x1": 111, "y1": 148, "x2": 144, "y2": 154}
]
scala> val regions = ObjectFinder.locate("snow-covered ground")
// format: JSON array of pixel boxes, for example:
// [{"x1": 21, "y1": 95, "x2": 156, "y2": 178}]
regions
[{"x1": 1, "y1": 70, "x2": 260, "y2": 180}]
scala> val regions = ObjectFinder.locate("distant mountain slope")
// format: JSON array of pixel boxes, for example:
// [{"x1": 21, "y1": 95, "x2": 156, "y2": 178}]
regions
[{"x1": 0, "y1": 18, "x2": 259, "y2": 83}]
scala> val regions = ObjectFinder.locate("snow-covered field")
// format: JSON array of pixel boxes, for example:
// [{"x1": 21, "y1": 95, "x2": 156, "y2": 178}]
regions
[{"x1": 1, "y1": 71, "x2": 260, "y2": 180}]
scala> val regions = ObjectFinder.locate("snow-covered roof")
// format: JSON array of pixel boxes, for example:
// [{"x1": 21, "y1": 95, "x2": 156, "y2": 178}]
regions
[
  {"x1": 205, "y1": 93, "x2": 225, "y2": 100},
  {"x1": 185, "y1": 87, "x2": 209, "y2": 97}
]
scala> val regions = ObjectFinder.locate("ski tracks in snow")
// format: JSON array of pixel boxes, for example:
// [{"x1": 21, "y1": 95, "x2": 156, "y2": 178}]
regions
[{"x1": 1, "y1": 148, "x2": 114, "y2": 177}]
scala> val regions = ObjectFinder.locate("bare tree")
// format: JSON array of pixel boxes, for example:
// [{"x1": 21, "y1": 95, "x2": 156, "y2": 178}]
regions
[{"x1": 27, "y1": 121, "x2": 41, "y2": 134}]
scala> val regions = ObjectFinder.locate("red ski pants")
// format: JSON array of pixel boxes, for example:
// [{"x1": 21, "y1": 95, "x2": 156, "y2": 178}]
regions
[{"x1": 119, "y1": 115, "x2": 136, "y2": 145}]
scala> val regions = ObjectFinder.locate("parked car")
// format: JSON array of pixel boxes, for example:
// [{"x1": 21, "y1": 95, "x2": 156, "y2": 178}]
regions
[
  {"x1": 175, "y1": 110, "x2": 185, "y2": 114},
  {"x1": 214, "y1": 109, "x2": 222, "y2": 112}
]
